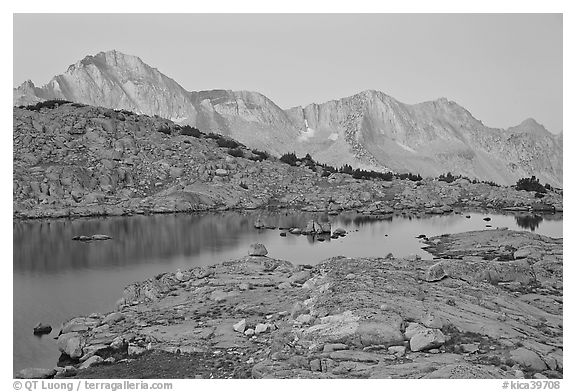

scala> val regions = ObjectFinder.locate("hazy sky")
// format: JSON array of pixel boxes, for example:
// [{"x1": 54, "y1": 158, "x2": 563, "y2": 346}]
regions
[{"x1": 13, "y1": 13, "x2": 562, "y2": 133}]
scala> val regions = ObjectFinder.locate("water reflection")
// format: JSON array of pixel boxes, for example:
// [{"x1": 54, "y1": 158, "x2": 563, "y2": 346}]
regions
[
  {"x1": 13, "y1": 211, "x2": 348, "y2": 274},
  {"x1": 13, "y1": 210, "x2": 562, "y2": 372},
  {"x1": 515, "y1": 214, "x2": 544, "y2": 231}
]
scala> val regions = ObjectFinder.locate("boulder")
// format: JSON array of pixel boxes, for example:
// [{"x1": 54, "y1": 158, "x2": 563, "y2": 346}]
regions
[
  {"x1": 288, "y1": 270, "x2": 311, "y2": 285},
  {"x1": 79, "y1": 355, "x2": 103, "y2": 369},
  {"x1": 109, "y1": 336, "x2": 127, "y2": 351},
  {"x1": 388, "y1": 345, "x2": 407, "y2": 356},
  {"x1": 128, "y1": 343, "x2": 147, "y2": 356},
  {"x1": 57, "y1": 332, "x2": 84, "y2": 359},
  {"x1": 410, "y1": 328, "x2": 446, "y2": 352},
  {"x1": 356, "y1": 319, "x2": 405, "y2": 347},
  {"x1": 404, "y1": 323, "x2": 427, "y2": 341},
  {"x1": 425, "y1": 262, "x2": 447, "y2": 282},
  {"x1": 255, "y1": 323, "x2": 269, "y2": 334},
  {"x1": 510, "y1": 348, "x2": 547, "y2": 371},
  {"x1": 461, "y1": 343, "x2": 480, "y2": 353},
  {"x1": 248, "y1": 243, "x2": 268, "y2": 256},
  {"x1": 175, "y1": 269, "x2": 190, "y2": 282},
  {"x1": 233, "y1": 319, "x2": 246, "y2": 333}
]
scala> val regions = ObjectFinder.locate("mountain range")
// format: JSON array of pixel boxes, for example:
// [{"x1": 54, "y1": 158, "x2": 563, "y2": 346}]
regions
[{"x1": 14, "y1": 50, "x2": 563, "y2": 187}]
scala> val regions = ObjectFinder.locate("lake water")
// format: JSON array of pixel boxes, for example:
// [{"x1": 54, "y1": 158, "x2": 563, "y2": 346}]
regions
[{"x1": 13, "y1": 210, "x2": 562, "y2": 371}]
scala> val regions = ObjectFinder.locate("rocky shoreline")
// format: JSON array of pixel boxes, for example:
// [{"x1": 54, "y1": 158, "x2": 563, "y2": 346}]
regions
[
  {"x1": 16, "y1": 228, "x2": 563, "y2": 379},
  {"x1": 13, "y1": 103, "x2": 564, "y2": 379},
  {"x1": 13, "y1": 104, "x2": 562, "y2": 221}
]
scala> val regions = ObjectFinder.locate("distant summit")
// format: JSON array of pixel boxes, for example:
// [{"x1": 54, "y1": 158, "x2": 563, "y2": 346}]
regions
[{"x1": 14, "y1": 50, "x2": 563, "y2": 187}]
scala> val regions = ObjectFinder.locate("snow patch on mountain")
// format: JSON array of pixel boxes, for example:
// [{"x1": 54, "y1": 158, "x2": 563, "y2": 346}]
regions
[
  {"x1": 394, "y1": 139, "x2": 416, "y2": 153},
  {"x1": 298, "y1": 119, "x2": 316, "y2": 142}
]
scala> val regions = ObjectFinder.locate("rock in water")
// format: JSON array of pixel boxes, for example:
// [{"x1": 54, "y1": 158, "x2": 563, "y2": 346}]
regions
[
  {"x1": 90, "y1": 234, "x2": 112, "y2": 241},
  {"x1": 33, "y1": 322, "x2": 52, "y2": 335},
  {"x1": 248, "y1": 243, "x2": 268, "y2": 256},
  {"x1": 333, "y1": 227, "x2": 347, "y2": 236},
  {"x1": 72, "y1": 236, "x2": 91, "y2": 241},
  {"x1": 72, "y1": 234, "x2": 111, "y2": 241},
  {"x1": 304, "y1": 220, "x2": 328, "y2": 234},
  {"x1": 319, "y1": 222, "x2": 331, "y2": 233}
]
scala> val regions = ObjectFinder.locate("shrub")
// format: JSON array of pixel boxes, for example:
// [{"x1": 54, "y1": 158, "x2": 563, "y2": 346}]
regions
[
  {"x1": 516, "y1": 176, "x2": 547, "y2": 193},
  {"x1": 118, "y1": 109, "x2": 135, "y2": 116},
  {"x1": 320, "y1": 163, "x2": 338, "y2": 177},
  {"x1": 438, "y1": 172, "x2": 456, "y2": 183},
  {"x1": 206, "y1": 132, "x2": 221, "y2": 140},
  {"x1": 180, "y1": 125, "x2": 202, "y2": 138},
  {"x1": 280, "y1": 152, "x2": 299, "y2": 166},
  {"x1": 352, "y1": 168, "x2": 394, "y2": 181},
  {"x1": 301, "y1": 153, "x2": 316, "y2": 169},
  {"x1": 228, "y1": 148, "x2": 244, "y2": 158},
  {"x1": 250, "y1": 149, "x2": 269, "y2": 161},
  {"x1": 216, "y1": 137, "x2": 240, "y2": 149},
  {"x1": 156, "y1": 124, "x2": 172, "y2": 135},
  {"x1": 25, "y1": 99, "x2": 72, "y2": 111},
  {"x1": 339, "y1": 164, "x2": 353, "y2": 175},
  {"x1": 397, "y1": 172, "x2": 422, "y2": 181}
]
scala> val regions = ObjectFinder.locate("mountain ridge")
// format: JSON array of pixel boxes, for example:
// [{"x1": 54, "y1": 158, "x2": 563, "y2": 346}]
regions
[{"x1": 14, "y1": 50, "x2": 563, "y2": 187}]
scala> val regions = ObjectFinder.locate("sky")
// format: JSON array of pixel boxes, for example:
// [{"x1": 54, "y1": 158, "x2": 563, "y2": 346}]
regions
[{"x1": 13, "y1": 13, "x2": 563, "y2": 133}]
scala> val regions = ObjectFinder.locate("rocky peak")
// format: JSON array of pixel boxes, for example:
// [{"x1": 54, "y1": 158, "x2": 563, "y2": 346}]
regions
[
  {"x1": 13, "y1": 51, "x2": 562, "y2": 187},
  {"x1": 18, "y1": 79, "x2": 36, "y2": 91},
  {"x1": 508, "y1": 118, "x2": 549, "y2": 136}
]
